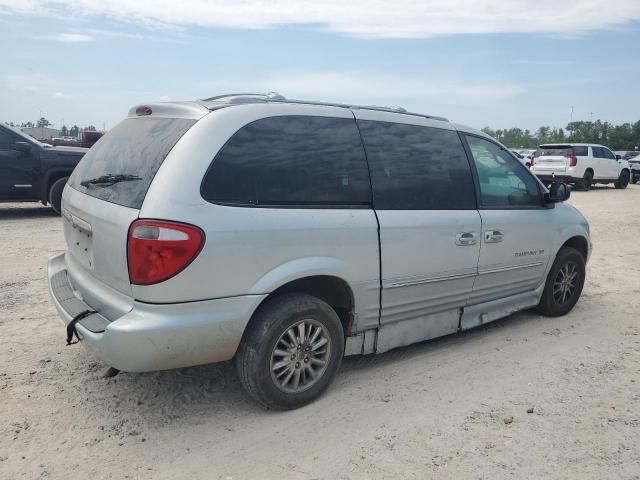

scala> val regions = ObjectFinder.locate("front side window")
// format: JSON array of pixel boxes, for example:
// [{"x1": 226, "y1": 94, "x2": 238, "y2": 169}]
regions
[
  {"x1": 591, "y1": 147, "x2": 605, "y2": 158},
  {"x1": 357, "y1": 121, "x2": 475, "y2": 210},
  {"x1": 201, "y1": 116, "x2": 371, "y2": 207},
  {"x1": 602, "y1": 148, "x2": 616, "y2": 160},
  {"x1": 465, "y1": 135, "x2": 541, "y2": 208}
]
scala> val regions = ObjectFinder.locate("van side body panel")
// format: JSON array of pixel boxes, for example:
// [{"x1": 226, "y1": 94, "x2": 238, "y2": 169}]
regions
[{"x1": 137, "y1": 103, "x2": 380, "y2": 333}]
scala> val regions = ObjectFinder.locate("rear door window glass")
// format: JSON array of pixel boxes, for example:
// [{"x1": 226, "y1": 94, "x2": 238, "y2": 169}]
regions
[
  {"x1": 201, "y1": 115, "x2": 371, "y2": 207},
  {"x1": 69, "y1": 117, "x2": 196, "y2": 209},
  {"x1": 357, "y1": 120, "x2": 475, "y2": 210}
]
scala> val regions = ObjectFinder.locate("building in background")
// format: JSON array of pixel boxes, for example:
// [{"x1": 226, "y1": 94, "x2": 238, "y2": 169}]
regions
[{"x1": 20, "y1": 126, "x2": 60, "y2": 140}]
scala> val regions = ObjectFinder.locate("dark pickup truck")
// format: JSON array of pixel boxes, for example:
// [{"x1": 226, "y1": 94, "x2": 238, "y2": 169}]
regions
[{"x1": 0, "y1": 123, "x2": 87, "y2": 214}]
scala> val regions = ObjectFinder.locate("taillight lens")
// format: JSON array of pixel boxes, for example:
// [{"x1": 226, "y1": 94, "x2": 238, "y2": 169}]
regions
[
  {"x1": 568, "y1": 154, "x2": 578, "y2": 167},
  {"x1": 531, "y1": 156, "x2": 536, "y2": 166},
  {"x1": 127, "y1": 220, "x2": 205, "y2": 285}
]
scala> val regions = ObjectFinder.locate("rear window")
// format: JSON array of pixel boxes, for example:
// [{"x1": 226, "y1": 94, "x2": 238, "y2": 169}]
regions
[
  {"x1": 69, "y1": 117, "x2": 196, "y2": 209},
  {"x1": 201, "y1": 115, "x2": 371, "y2": 207},
  {"x1": 535, "y1": 146, "x2": 571, "y2": 157}
]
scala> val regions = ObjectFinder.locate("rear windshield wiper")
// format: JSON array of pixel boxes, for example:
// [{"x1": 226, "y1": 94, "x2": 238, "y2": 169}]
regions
[{"x1": 80, "y1": 174, "x2": 142, "y2": 187}]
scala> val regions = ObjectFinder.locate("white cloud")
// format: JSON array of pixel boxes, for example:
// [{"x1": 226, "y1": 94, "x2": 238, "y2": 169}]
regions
[
  {"x1": 85, "y1": 28, "x2": 143, "y2": 39},
  {"x1": 56, "y1": 32, "x2": 94, "y2": 42},
  {"x1": 53, "y1": 92, "x2": 71, "y2": 99},
  {"x1": 0, "y1": 0, "x2": 639, "y2": 37}
]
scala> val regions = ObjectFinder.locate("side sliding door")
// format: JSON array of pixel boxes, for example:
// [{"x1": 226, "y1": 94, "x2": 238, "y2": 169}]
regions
[{"x1": 355, "y1": 111, "x2": 481, "y2": 353}]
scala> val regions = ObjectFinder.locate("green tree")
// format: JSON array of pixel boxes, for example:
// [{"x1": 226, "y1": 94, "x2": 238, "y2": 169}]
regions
[
  {"x1": 69, "y1": 125, "x2": 80, "y2": 137},
  {"x1": 37, "y1": 117, "x2": 51, "y2": 128},
  {"x1": 60, "y1": 125, "x2": 69, "y2": 136},
  {"x1": 83, "y1": 125, "x2": 97, "y2": 132}
]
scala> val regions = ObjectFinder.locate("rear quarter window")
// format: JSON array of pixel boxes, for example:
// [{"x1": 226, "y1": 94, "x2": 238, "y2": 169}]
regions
[
  {"x1": 201, "y1": 115, "x2": 371, "y2": 207},
  {"x1": 69, "y1": 117, "x2": 196, "y2": 209},
  {"x1": 573, "y1": 146, "x2": 588, "y2": 156}
]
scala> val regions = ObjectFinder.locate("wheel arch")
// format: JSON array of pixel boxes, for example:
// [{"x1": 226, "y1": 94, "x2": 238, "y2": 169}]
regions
[
  {"x1": 42, "y1": 169, "x2": 72, "y2": 203},
  {"x1": 560, "y1": 235, "x2": 589, "y2": 261},
  {"x1": 249, "y1": 274, "x2": 356, "y2": 339}
]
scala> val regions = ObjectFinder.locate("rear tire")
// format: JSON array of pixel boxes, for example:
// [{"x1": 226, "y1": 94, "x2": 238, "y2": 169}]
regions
[
  {"x1": 48, "y1": 176, "x2": 69, "y2": 215},
  {"x1": 236, "y1": 293, "x2": 344, "y2": 410},
  {"x1": 536, "y1": 247, "x2": 585, "y2": 317},
  {"x1": 615, "y1": 170, "x2": 630, "y2": 189},
  {"x1": 579, "y1": 171, "x2": 593, "y2": 191}
]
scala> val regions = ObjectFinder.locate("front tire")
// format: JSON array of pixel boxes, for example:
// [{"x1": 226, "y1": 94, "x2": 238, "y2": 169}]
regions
[
  {"x1": 236, "y1": 293, "x2": 345, "y2": 410},
  {"x1": 536, "y1": 247, "x2": 585, "y2": 317},
  {"x1": 615, "y1": 170, "x2": 630, "y2": 189},
  {"x1": 48, "y1": 176, "x2": 69, "y2": 215}
]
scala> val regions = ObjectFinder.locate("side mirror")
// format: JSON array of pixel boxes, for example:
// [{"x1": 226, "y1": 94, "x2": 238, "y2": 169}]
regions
[
  {"x1": 525, "y1": 162, "x2": 532, "y2": 168},
  {"x1": 13, "y1": 141, "x2": 31, "y2": 153},
  {"x1": 546, "y1": 182, "x2": 571, "y2": 203},
  {"x1": 615, "y1": 154, "x2": 622, "y2": 160}
]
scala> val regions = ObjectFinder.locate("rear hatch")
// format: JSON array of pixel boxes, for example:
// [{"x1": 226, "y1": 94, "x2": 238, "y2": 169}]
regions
[
  {"x1": 532, "y1": 145, "x2": 573, "y2": 173},
  {"x1": 63, "y1": 113, "x2": 199, "y2": 303}
]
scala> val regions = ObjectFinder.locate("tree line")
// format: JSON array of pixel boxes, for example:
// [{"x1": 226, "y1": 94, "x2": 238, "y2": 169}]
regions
[
  {"x1": 5, "y1": 117, "x2": 97, "y2": 137},
  {"x1": 482, "y1": 120, "x2": 640, "y2": 151}
]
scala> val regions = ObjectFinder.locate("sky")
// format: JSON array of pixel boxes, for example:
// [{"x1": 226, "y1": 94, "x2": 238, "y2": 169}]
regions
[{"x1": 1, "y1": 0, "x2": 639, "y2": 132}]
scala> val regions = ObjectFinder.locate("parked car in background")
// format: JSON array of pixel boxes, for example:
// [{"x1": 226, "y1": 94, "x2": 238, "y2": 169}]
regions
[
  {"x1": 628, "y1": 154, "x2": 640, "y2": 184},
  {"x1": 41, "y1": 130, "x2": 104, "y2": 149},
  {"x1": 531, "y1": 143, "x2": 631, "y2": 190},
  {"x1": 48, "y1": 93, "x2": 590, "y2": 409},
  {"x1": 0, "y1": 123, "x2": 87, "y2": 213}
]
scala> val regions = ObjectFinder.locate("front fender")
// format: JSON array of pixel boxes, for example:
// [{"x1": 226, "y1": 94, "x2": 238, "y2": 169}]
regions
[{"x1": 551, "y1": 210, "x2": 591, "y2": 263}]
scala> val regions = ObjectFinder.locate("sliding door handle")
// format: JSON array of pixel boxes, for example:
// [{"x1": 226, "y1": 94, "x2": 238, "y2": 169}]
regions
[
  {"x1": 484, "y1": 230, "x2": 504, "y2": 243},
  {"x1": 456, "y1": 232, "x2": 478, "y2": 246}
]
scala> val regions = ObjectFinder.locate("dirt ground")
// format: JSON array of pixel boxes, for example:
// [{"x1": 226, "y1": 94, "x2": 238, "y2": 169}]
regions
[{"x1": 1, "y1": 185, "x2": 639, "y2": 480}]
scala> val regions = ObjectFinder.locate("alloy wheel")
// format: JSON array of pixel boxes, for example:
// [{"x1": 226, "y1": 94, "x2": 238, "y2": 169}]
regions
[
  {"x1": 553, "y1": 261, "x2": 579, "y2": 305},
  {"x1": 270, "y1": 319, "x2": 331, "y2": 393}
]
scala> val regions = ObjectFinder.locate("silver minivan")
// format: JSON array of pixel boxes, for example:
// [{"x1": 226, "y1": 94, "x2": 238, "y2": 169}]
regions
[{"x1": 48, "y1": 93, "x2": 591, "y2": 409}]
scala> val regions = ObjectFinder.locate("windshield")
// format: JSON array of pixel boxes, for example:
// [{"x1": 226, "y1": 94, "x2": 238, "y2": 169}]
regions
[{"x1": 68, "y1": 117, "x2": 196, "y2": 209}]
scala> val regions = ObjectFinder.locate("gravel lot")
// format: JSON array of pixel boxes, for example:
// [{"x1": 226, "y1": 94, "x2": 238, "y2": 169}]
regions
[{"x1": 1, "y1": 186, "x2": 639, "y2": 480}]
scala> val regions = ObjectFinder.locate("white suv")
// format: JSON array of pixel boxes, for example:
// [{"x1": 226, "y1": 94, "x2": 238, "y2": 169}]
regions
[
  {"x1": 531, "y1": 143, "x2": 631, "y2": 190},
  {"x1": 47, "y1": 93, "x2": 591, "y2": 409}
]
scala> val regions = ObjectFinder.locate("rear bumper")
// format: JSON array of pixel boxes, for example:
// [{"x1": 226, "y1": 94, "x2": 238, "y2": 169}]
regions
[
  {"x1": 533, "y1": 174, "x2": 578, "y2": 184},
  {"x1": 48, "y1": 253, "x2": 266, "y2": 372}
]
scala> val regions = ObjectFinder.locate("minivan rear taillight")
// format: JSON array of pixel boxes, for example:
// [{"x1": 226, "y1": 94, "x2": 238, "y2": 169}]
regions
[
  {"x1": 568, "y1": 154, "x2": 578, "y2": 167},
  {"x1": 127, "y1": 220, "x2": 205, "y2": 285}
]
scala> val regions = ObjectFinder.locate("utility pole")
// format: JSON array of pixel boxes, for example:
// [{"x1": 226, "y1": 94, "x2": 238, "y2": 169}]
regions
[
  {"x1": 570, "y1": 105, "x2": 574, "y2": 123},
  {"x1": 590, "y1": 112, "x2": 594, "y2": 122}
]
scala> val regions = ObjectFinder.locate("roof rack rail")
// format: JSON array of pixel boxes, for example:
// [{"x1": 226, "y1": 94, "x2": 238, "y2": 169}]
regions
[
  {"x1": 356, "y1": 105, "x2": 407, "y2": 113},
  {"x1": 199, "y1": 93, "x2": 448, "y2": 122},
  {"x1": 202, "y1": 92, "x2": 285, "y2": 102}
]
